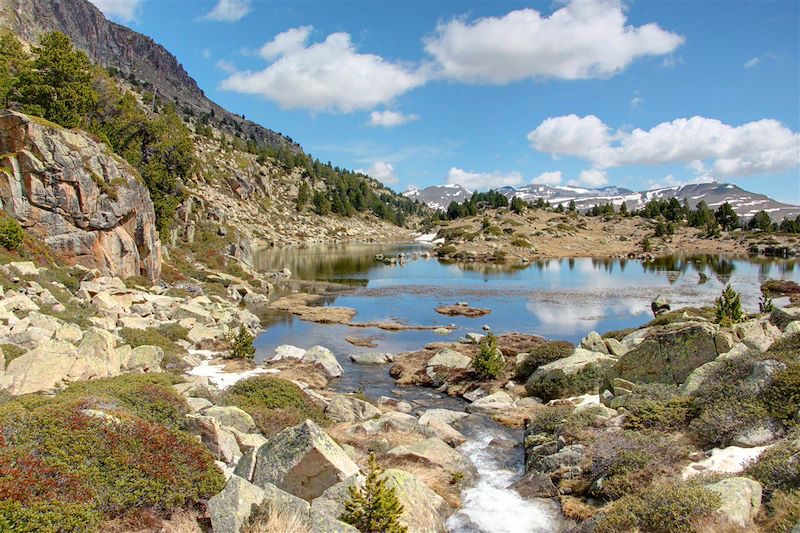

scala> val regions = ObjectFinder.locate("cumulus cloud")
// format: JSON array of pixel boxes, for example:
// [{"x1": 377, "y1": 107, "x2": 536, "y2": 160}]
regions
[
  {"x1": 446, "y1": 167, "x2": 523, "y2": 190},
  {"x1": 528, "y1": 115, "x2": 800, "y2": 177},
  {"x1": 203, "y1": 0, "x2": 251, "y2": 22},
  {"x1": 577, "y1": 169, "x2": 609, "y2": 187},
  {"x1": 424, "y1": 0, "x2": 684, "y2": 84},
  {"x1": 358, "y1": 161, "x2": 398, "y2": 184},
  {"x1": 221, "y1": 28, "x2": 426, "y2": 112},
  {"x1": 630, "y1": 90, "x2": 644, "y2": 109},
  {"x1": 215, "y1": 59, "x2": 237, "y2": 74},
  {"x1": 368, "y1": 110, "x2": 419, "y2": 127},
  {"x1": 531, "y1": 171, "x2": 562, "y2": 185},
  {"x1": 88, "y1": 0, "x2": 142, "y2": 22}
]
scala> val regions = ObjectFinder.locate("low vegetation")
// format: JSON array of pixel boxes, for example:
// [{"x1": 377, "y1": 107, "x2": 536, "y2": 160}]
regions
[{"x1": 472, "y1": 333, "x2": 505, "y2": 380}]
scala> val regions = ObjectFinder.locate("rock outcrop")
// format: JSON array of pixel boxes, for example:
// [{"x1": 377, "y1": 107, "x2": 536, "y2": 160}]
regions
[{"x1": 0, "y1": 111, "x2": 161, "y2": 279}]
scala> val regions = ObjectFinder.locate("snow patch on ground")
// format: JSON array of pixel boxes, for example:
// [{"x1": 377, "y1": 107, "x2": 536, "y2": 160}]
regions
[
  {"x1": 188, "y1": 349, "x2": 277, "y2": 389},
  {"x1": 682, "y1": 445, "x2": 771, "y2": 479}
]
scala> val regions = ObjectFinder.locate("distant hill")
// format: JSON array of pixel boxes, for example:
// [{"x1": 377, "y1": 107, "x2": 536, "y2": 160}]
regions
[{"x1": 409, "y1": 181, "x2": 800, "y2": 221}]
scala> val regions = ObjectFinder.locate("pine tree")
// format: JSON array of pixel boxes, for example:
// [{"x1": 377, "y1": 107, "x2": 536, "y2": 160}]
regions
[
  {"x1": 472, "y1": 332, "x2": 505, "y2": 380},
  {"x1": 715, "y1": 285, "x2": 744, "y2": 327},
  {"x1": 226, "y1": 325, "x2": 255, "y2": 360},
  {"x1": 341, "y1": 454, "x2": 407, "y2": 533}
]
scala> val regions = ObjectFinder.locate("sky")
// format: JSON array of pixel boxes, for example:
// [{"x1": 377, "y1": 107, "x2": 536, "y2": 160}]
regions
[{"x1": 89, "y1": 0, "x2": 800, "y2": 204}]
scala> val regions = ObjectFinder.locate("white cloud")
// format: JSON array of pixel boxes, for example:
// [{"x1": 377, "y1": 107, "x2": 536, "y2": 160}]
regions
[
  {"x1": 368, "y1": 110, "x2": 419, "y2": 127},
  {"x1": 424, "y1": 0, "x2": 684, "y2": 84},
  {"x1": 531, "y1": 171, "x2": 562, "y2": 185},
  {"x1": 446, "y1": 167, "x2": 523, "y2": 190},
  {"x1": 87, "y1": 0, "x2": 143, "y2": 22},
  {"x1": 578, "y1": 169, "x2": 609, "y2": 187},
  {"x1": 744, "y1": 57, "x2": 761, "y2": 69},
  {"x1": 630, "y1": 90, "x2": 644, "y2": 109},
  {"x1": 221, "y1": 28, "x2": 426, "y2": 112},
  {"x1": 215, "y1": 59, "x2": 237, "y2": 74},
  {"x1": 202, "y1": 48, "x2": 212, "y2": 60},
  {"x1": 358, "y1": 161, "x2": 398, "y2": 184},
  {"x1": 528, "y1": 115, "x2": 800, "y2": 177},
  {"x1": 203, "y1": 0, "x2": 251, "y2": 22}
]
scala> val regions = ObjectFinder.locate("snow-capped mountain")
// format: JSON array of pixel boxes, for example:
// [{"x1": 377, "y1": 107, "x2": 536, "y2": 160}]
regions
[
  {"x1": 409, "y1": 182, "x2": 800, "y2": 221},
  {"x1": 403, "y1": 184, "x2": 472, "y2": 210}
]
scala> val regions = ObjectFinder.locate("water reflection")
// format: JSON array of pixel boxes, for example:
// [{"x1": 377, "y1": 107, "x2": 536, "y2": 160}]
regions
[{"x1": 253, "y1": 245, "x2": 800, "y2": 356}]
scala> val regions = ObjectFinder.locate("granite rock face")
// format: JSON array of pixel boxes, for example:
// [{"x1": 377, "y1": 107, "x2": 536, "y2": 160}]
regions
[{"x1": 0, "y1": 111, "x2": 161, "y2": 279}]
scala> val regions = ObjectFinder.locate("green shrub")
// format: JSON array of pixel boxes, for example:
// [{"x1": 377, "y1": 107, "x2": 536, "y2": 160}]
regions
[
  {"x1": 745, "y1": 434, "x2": 800, "y2": 495},
  {"x1": 515, "y1": 341, "x2": 574, "y2": 380},
  {"x1": 510, "y1": 237, "x2": 532, "y2": 248},
  {"x1": 526, "y1": 405, "x2": 573, "y2": 435},
  {"x1": 341, "y1": 454, "x2": 407, "y2": 533},
  {"x1": 60, "y1": 373, "x2": 187, "y2": 429},
  {"x1": 0, "y1": 395, "x2": 224, "y2": 529},
  {"x1": 226, "y1": 325, "x2": 255, "y2": 360},
  {"x1": 472, "y1": 333, "x2": 505, "y2": 380},
  {"x1": 645, "y1": 307, "x2": 715, "y2": 327},
  {"x1": 596, "y1": 481, "x2": 720, "y2": 533},
  {"x1": 118, "y1": 326, "x2": 188, "y2": 369},
  {"x1": 762, "y1": 490, "x2": 800, "y2": 533},
  {"x1": 221, "y1": 376, "x2": 327, "y2": 437},
  {"x1": 623, "y1": 396, "x2": 695, "y2": 432},
  {"x1": 0, "y1": 213, "x2": 24, "y2": 251},
  {"x1": 764, "y1": 363, "x2": 800, "y2": 425},
  {"x1": 484, "y1": 225, "x2": 503, "y2": 236},
  {"x1": 526, "y1": 363, "x2": 604, "y2": 402},
  {"x1": 689, "y1": 396, "x2": 767, "y2": 448},
  {"x1": 437, "y1": 244, "x2": 456, "y2": 256},
  {"x1": 715, "y1": 285, "x2": 744, "y2": 326}
]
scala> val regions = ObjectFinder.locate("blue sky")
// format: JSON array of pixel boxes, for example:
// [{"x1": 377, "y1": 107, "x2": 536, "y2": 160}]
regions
[{"x1": 91, "y1": 0, "x2": 799, "y2": 204}]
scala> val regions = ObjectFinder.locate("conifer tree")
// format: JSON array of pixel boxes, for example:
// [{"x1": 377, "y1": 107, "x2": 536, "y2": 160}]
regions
[
  {"x1": 341, "y1": 454, "x2": 407, "y2": 533},
  {"x1": 715, "y1": 285, "x2": 744, "y2": 326}
]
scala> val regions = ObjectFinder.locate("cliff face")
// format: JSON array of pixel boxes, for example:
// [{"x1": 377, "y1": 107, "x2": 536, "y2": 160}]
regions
[
  {"x1": 0, "y1": 111, "x2": 161, "y2": 279},
  {"x1": 0, "y1": 0, "x2": 298, "y2": 153}
]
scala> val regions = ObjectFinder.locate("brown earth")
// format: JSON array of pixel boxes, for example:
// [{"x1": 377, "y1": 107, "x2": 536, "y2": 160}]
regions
[{"x1": 435, "y1": 304, "x2": 491, "y2": 318}]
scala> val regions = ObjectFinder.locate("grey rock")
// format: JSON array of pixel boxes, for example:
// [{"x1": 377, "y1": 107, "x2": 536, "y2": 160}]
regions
[{"x1": 324, "y1": 395, "x2": 381, "y2": 423}]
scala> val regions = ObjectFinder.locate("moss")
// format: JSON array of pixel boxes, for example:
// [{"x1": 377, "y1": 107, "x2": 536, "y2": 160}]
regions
[
  {"x1": 515, "y1": 341, "x2": 574, "y2": 380},
  {"x1": 220, "y1": 376, "x2": 328, "y2": 438},
  {"x1": 526, "y1": 363, "x2": 604, "y2": 402},
  {"x1": 0, "y1": 343, "x2": 26, "y2": 365}
]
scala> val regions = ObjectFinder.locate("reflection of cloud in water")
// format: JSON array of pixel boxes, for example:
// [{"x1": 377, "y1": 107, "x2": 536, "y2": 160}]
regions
[{"x1": 527, "y1": 298, "x2": 650, "y2": 333}]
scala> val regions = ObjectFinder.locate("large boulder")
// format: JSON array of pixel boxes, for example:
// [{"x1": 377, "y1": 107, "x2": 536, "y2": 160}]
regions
[
  {"x1": 0, "y1": 110, "x2": 161, "y2": 279},
  {"x1": 387, "y1": 437, "x2": 471, "y2": 473},
  {"x1": 207, "y1": 475, "x2": 266, "y2": 533},
  {"x1": 349, "y1": 352, "x2": 394, "y2": 364},
  {"x1": 184, "y1": 414, "x2": 242, "y2": 465},
  {"x1": 325, "y1": 395, "x2": 381, "y2": 423},
  {"x1": 704, "y1": 477, "x2": 762, "y2": 529},
  {"x1": 303, "y1": 346, "x2": 344, "y2": 378},
  {"x1": 249, "y1": 420, "x2": 360, "y2": 501},
  {"x1": 202, "y1": 405, "x2": 258, "y2": 433},
  {"x1": 531, "y1": 348, "x2": 616, "y2": 382},
  {"x1": 464, "y1": 390, "x2": 515, "y2": 415},
  {"x1": 604, "y1": 322, "x2": 726, "y2": 392},
  {"x1": 770, "y1": 306, "x2": 800, "y2": 330},
  {"x1": 426, "y1": 348, "x2": 471, "y2": 369}
]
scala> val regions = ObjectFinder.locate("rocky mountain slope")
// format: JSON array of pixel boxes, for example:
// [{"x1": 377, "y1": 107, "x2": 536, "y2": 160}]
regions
[
  {"x1": 0, "y1": 0, "x2": 298, "y2": 152},
  {"x1": 411, "y1": 181, "x2": 800, "y2": 220}
]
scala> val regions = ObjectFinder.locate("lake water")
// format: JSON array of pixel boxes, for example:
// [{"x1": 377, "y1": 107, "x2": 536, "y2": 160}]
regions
[
  {"x1": 254, "y1": 243, "x2": 798, "y2": 372},
  {"x1": 251, "y1": 243, "x2": 798, "y2": 533}
]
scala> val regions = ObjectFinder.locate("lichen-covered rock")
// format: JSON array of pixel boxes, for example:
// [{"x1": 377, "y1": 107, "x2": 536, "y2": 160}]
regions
[
  {"x1": 208, "y1": 475, "x2": 265, "y2": 533},
  {"x1": 604, "y1": 322, "x2": 723, "y2": 392},
  {"x1": 324, "y1": 395, "x2": 381, "y2": 423},
  {"x1": 532, "y1": 348, "x2": 617, "y2": 381},
  {"x1": 0, "y1": 111, "x2": 161, "y2": 279},
  {"x1": 704, "y1": 477, "x2": 762, "y2": 529},
  {"x1": 770, "y1": 306, "x2": 800, "y2": 330},
  {"x1": 202, "y1": 405, "x2": 258, "y2": 433},
  {"x1": 303, "y1": 346, "x2": 344, "y2": 378},
  {"x1": 426, "y1": 348, "x2": 471, "y2": 369},
  {"x1": 250, "y1": 420, "x2": 360, "y2": 501}
]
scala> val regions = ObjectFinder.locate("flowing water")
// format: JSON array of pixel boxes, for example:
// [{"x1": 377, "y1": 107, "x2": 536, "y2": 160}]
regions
[{"x1": 253, "y1": 243, "x2": 800, "y2": 532}]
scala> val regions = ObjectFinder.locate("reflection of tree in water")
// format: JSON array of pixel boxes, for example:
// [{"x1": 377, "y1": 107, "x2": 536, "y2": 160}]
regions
[
  {"x1": 568, "y1": 258, "x2": 575, "y2": 271},
  {"x1": 591, "y1": 257, "x2": 617, "y2": 273}
]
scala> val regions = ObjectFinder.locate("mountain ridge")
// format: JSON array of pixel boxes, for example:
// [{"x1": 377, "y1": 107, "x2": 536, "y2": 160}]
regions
[{"x1": 405, "y1": 181, "x2": 800, "y2": 220}]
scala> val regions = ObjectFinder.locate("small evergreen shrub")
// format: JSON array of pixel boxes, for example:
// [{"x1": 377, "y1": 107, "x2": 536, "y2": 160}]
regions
[
  {"x1": 515, "y1": 341, "x2": 574, "y2": 380},
  {"x1": 745, "y1": 433, "x2": 800, "y2": 495},
  {"x1": 759, "y1": 290, "x2": 774, "y2": 313},
  {"x1": 623, "y1": 395, "x2": 695, "y2": 432},
  {"x1": 764, "y1": 364, "x2": 800, "y2": 425},
  {"x1": 526, "y1": 405, "x2": 573, "y2": 435},
  {"x1": 0, "y1": 213, "x2": 23, "y2": 251},
  {"x1": 226, "y1": 325, "x2": 255, "y2": 360},
  {"x1": 222, "y1": 376, "x2": 327, "y2": 437},
  {"x1": 119, "y1": 326, "x2": 188, "y2": 363},
  {"x1": 714, "y1": 285, "x2": 744, "y2": 326},
  {"x1": 525, "y1": 363, "x2": 604, "y2": 401},
  {"x1": 341, "y1": 454, "x2": 407, "y2": 533},
  {"x1": 595, "y1": 481, "x2": 720, "y2": 533},
  {"x1": 472, "y1": 333, "x2": 505, "y2": 380},
  {"x1": 762, "y1": 490, "x2": 800, "y2": 533}
]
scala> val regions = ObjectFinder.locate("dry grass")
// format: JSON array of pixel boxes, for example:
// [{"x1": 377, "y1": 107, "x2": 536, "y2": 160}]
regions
[
  {"x1": 243, "y1": 506, "x2": 312, "y2": 533},
  {"x1": 560, "y1": 496, "x2": 599, "y2": 521},
  {"x1": 384, "y1": 457, "x2": 463, "y2": 508},
  {"x1": 327, "y1": 422, "x2": 425, "y2": 458}
]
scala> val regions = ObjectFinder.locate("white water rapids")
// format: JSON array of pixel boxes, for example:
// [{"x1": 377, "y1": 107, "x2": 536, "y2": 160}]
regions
[{"x1": 446, "y1": 428, "x2": 563, "y2": 533}]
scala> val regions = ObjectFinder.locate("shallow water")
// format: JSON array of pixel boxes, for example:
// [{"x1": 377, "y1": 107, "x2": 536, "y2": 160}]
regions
[{"x1": 252, "y1": 243, "x2": 799, "y2": 532}]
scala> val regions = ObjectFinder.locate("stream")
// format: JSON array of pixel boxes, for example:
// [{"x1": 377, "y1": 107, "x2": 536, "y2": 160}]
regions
[{"x1": 250, "y1": 243, "x2": 800, "y2": 533}]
